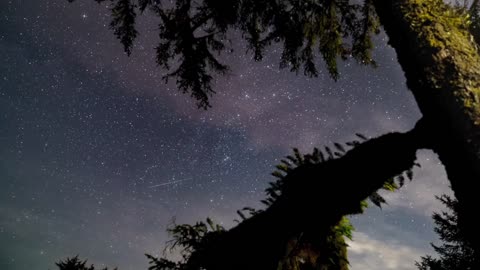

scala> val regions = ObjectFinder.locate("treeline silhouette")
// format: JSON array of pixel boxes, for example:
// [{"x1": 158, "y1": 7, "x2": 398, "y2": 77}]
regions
[
  {"x1": 415, "y1": 195, "x2": 475, "y2": 270},
  {"x1": 55, "y1": 256, "x2": 116, "y2": 270}
]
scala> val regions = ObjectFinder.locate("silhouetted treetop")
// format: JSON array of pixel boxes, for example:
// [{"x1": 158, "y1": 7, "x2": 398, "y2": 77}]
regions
[
  {"x1": 416, "y1": 195, "x2": 476, "y2": 270},
  {"x1": 56, "y1": 256, "x2": 117, "y2": 270}
]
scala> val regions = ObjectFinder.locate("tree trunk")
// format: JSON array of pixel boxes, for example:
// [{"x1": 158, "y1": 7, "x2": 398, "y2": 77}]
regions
[{"x1": 373, "y1": 0, "x2": 480, "y2": 261}]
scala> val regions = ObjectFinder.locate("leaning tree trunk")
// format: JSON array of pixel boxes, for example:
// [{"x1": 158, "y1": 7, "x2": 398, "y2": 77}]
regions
[
  {"x1": 187, "y1": 130, "x2": 422, "y2": 270},
  {"x1": 373, "y1": 0, "x2": 480, "y2": 260}
]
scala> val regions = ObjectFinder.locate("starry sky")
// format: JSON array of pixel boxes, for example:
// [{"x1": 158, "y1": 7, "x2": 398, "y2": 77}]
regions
[{"x1": 0, "y1": 1, "x2": 454, "y2": 270}]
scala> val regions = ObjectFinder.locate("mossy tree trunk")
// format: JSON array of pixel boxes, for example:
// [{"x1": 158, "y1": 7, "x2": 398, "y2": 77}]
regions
[{"x1": 373, "y1": 0, "x2": 480, "y2": 260}]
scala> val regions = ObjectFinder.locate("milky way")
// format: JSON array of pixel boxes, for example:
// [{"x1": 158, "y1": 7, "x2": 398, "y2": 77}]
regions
[{"x1": 0, "y1": 1, "x2": 452, "y2": 270}]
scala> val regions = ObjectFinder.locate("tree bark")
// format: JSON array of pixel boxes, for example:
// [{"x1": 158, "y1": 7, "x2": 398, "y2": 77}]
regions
[{"x1": 373, "y1": 0, "x2": 480, "y2": 261}]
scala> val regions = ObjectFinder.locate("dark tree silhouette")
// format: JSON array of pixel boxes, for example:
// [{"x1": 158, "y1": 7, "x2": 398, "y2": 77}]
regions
[
  {"x1": 415, "y1": 195, "x2": 475, "y2": 270},
  {"x1": 66, "y1": 0, "x2": 480, "y2": 267},
  {"x1": 55, "y1": 256, "x2": 116, "y2": 270}
]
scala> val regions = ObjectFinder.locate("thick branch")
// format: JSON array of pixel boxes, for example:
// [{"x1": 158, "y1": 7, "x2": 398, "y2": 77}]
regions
[{"x1": 188, "y1": 129, "x2": 421, "y2": 270}]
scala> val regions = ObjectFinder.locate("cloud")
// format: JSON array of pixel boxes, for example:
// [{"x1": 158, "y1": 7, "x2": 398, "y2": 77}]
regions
[
  {"x1": 348, "y1": 232, "x2": 427, "y2": 270},
  {"x1": 380, "y1": 150, "x2": 453, "y2": 217}
]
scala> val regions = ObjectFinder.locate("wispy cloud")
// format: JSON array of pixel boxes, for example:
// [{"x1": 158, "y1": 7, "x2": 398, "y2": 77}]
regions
[
  {"x1": 348, "y1": 232, "x2": 427, "y2": 270},
  {"x1": 380, "y1": 150, "x2": 453, "y2": 217}
]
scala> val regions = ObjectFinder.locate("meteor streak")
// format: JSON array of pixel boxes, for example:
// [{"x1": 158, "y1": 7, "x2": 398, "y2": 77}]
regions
[{"x1": 148, "y1": 178, "x2": 191, "y2": 188}]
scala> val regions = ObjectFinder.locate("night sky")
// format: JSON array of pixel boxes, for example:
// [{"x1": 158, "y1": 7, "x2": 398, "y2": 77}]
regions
[{"x1": 0, "y1": 1, "x2": 453, "y2": 270}]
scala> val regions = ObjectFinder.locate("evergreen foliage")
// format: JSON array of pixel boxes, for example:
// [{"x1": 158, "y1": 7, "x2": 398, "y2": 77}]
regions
[
  {"x1": 56, "y1": 256, "x2": 117, "y2": 270},
  {"x1": 415, "y1": 195, "x2": 476, "y2": 270},
  {"x1": 67, "y1": 0, "x2": 383, "y2": 109},
  {"x1": 66, "y1": 0, "x2": 480, "y2": 109},
  {"x1": 145, "y1": 218, "x2": 226, "y2": 270},
  {"x1": 264, "y1": 134, "x2": 417, "y2": 210}
]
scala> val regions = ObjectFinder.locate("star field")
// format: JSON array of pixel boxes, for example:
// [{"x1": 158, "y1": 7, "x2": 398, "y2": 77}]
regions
[{"x1": 0, "y1": 1, "x2": 452, "y2": 270}]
